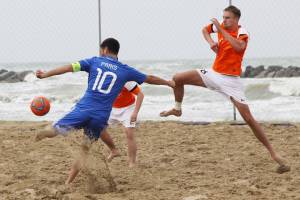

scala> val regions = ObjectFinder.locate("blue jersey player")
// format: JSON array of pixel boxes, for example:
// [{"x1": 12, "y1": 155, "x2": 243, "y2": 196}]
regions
[{"x1": 35, "y1": 38, "x2": 175, "y2": 184}]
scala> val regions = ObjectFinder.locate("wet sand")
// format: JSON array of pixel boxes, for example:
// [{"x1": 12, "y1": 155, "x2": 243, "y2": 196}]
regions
[{"x1": 0, "y1": 121, "x2": 299, "y2": 200}]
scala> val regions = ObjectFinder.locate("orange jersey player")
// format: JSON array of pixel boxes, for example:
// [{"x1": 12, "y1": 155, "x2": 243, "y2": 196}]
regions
[
  {"x1": 206, "y1": 22, "x2": 248, "y2": 77},
  {"x1": 160, "y1": 5, "x2": 290, "y2": 174},
  {"x1": 101, "y1": 81, "x2": 144, "y2": 168}
]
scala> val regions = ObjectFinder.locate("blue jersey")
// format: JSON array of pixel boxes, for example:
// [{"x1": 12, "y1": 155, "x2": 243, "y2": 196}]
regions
[{"x1": 71, "y1": 56, "x2": 147, "y2": 121}]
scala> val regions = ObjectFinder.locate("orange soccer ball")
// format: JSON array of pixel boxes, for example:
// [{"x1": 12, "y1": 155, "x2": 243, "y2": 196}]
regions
[{"x1": 30, "y1": 96, "x2": 51, "y2": 116}]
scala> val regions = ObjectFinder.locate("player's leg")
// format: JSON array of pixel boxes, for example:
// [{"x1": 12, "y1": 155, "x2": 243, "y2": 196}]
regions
[
  {"x1": 35, "y1": 126, "x2": 58, "y2": 142},
  {"x1": 66, "y1": 135, "x2": 93, "y2": 184},
  {"x1": 124, "y1": 127, "x2": 137, "y2": 168},
  {"x1": 36, "y1": 107, "x2": 86, "y2": 142},
  {"x1": 65, "y1": 119, "x2": 106, "y2": 184},
  {"x1": 160, "y1": 70, "x2": 206, "y2": 117},
  {"x1": 120, "y1": 105, "x2": 138, "y2": 167},
  {"x1": 231, "y1": 98, "x2": 290, "y2": 172},
  {"x1": 100, "y1": 128, "x2": 120, "y2": 162}
]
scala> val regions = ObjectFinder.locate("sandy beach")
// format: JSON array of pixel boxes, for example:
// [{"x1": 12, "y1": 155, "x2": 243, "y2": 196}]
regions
[{"x1": 0, "y1": 121, "x2": 299, "y2": 200}]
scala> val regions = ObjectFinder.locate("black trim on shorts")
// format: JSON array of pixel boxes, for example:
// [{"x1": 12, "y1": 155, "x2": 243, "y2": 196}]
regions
[{"x1": 129, "y1": 85, "x2": 138, "y2": 92}]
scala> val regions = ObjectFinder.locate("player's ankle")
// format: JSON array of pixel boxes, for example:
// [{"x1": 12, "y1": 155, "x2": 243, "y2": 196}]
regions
[
  {"x1": 129, "y1": 161, "x2": 136, "y2": 168},
  {"x1": 174, "y1": 102, "x2": 182, "y2": 111}
]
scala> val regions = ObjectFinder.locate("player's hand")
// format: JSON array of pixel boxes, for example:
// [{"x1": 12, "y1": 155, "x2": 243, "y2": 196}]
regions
[
  {"x1": 210, "y1": 18, "x2": 221, "y2": 31},
  {"x1": 210, "y1": 42, "x2": 219, "y2": 53},
  {"x1": 130, "y1": 112, "x2": 138, "y2": 124},
  {"x1": 36, "y1": 70, "x2": 47, "y2": 79},
  {"x1": 167, "y1": 80, "x2": 175, "y2": 88}
]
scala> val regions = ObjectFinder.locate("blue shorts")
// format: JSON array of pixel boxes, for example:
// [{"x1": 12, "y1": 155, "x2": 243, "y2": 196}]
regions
[{"x1": 53, "y1": 107, "x2": 108, "y2": 140}]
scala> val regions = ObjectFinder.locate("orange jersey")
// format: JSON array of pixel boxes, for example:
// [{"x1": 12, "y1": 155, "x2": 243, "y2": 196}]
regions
[
  {"x1": 206, "y1": 23, "x2": 249, "y2": 76},
  {"x1": 113, "y1": 81, "x2": 141, "y2": 108}
]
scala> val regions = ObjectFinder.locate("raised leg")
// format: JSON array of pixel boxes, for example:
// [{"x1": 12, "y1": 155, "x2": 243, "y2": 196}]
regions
[{"x1": 160, "y1": 70, "x2": 206, "y2": 117}]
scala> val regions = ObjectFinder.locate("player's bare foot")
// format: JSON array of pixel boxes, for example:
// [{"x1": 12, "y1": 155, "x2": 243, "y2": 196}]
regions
[
  {"x1": 35, "y1": 130, "x2": 57, "y2": 142},
  {"x1": 107, "y1": 149, "x2": 120, "y2": 162},
  {"x1": 160, "y1": 108, "x2": 182, "y2": 117},
  {"x1": 35, "y1": 132, "x2": 46, "y2": 142},
  {"x1": 129, "y1": 162, "x2": 136, "y2": 168},
  {"x1": 276, "y1": 164, "x2": 291, "y2": 174},
  {"x1": 57, "y1": 184, "x2": 71, "y2": 193},
  {"x1": 271, "y1": 154, "x2": 290, "y2": 174}
]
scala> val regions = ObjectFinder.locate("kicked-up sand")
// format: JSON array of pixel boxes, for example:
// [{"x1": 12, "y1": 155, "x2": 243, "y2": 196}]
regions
[{"x1": 0, "y1": 121, "x2": 299, "y2": 200}]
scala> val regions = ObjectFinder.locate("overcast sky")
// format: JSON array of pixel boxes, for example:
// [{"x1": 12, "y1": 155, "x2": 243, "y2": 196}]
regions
[{"x1": 0, "y1": 0, "x2": 299, "y2": 62}]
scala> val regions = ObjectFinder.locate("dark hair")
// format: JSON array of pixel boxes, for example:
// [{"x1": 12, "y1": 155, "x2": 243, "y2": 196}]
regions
[
  {"x1": 224, "y1": 5, "x2": 241, "y2": 19},
  {"x1": 100, "y1": 38, "x2": 120, "y2": 54}
]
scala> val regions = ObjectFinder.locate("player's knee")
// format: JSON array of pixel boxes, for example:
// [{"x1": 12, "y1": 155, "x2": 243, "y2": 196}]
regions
[{"x1": 173, "y1": 73, "x2": 183, "y2": 84}]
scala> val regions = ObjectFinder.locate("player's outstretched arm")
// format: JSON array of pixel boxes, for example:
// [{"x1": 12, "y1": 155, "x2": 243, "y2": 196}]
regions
[
  {"x1": 144, "y1": 75, "x2": 175, "y2": 88},
  {"x1": 36, "y1": 65, "x2": 73, "y2": 79}
]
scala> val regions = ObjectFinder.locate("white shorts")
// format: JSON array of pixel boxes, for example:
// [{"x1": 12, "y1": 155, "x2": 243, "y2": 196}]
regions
[
  {"x1": 197, "y1": 69, "x2": 247, "y2": 104},
  {"x1": 108, "y1": 103, "x2": 136, "y2": 128}
]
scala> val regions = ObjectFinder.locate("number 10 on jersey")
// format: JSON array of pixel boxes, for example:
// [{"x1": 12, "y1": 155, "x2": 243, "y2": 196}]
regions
[{"x1": 92, "y1": 68, "x2": 117, "y2": 94}]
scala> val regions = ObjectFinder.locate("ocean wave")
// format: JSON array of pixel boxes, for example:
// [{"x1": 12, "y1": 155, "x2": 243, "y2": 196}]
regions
[
  {"x1": 23, "y1": 73, "x2": 37, "y2": 82},
  {"x1": 244, "y1": 83, "x2": 279, "y2": 100},
  {"x1": 243, "y1": 78, "x2": 300, "y2": 98},
  {"x1": 269, "y1": 78, "x2": 300, "y2": 96}
]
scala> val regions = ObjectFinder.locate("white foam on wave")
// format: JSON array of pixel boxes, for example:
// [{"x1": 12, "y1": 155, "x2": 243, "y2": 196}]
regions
[
  {"x1": 23, "y1": 72, "x2": 36, "y2": 82},
  {"x1": 2, "y1": 60, "x2": 300, "y2": 122},
  {"x1": 268, "y1": 78, "x2": 300, "y2": 96}
]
